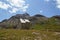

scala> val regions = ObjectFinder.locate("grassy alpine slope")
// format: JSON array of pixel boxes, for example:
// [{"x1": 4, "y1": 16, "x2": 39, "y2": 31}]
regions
[
  {"x1": 0, "y1": 14, "x2": 60, "y2": 40},
  {"x1": 0, "y1": 29, "x2": 60, "y2": 40}
]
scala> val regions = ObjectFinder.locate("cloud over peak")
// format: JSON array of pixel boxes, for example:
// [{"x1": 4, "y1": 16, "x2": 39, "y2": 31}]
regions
[{"x1": 0, "y1": 0, "x2": 29, "y2": 13}]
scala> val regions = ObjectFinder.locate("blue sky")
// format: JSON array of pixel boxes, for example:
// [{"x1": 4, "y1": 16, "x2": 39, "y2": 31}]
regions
[{"x1": 0, "y1": 0, "x2": 60, "y2": 21}]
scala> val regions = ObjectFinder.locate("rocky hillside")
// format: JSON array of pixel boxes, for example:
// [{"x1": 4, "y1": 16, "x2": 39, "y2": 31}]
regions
[
  {"x1": 0, "y1": 13, "x2": 60, "y2": 31},
  {"x1": 0, "y1": 13, "x2": 48, "y2": 29}
]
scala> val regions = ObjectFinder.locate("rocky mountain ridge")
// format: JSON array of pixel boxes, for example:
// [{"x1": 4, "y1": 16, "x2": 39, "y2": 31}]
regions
[{"x1": 0, "y1": 13, "x2": 60, "y2": 29}]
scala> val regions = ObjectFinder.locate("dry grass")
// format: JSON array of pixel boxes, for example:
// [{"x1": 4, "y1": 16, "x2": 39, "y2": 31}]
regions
[{"x1": 0, "y1": 29, "x2": 60, "y2": 40}]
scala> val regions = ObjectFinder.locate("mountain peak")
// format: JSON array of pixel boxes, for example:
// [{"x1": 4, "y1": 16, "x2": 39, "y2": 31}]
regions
[
  {"x1": 34, "y1": 14, "x2": 45, "y2": 17},
  {"x1": 53, "y1": 15, "x2": 60, "y2": 19}
]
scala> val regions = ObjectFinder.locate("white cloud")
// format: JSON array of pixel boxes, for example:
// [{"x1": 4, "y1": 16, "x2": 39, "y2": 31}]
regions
[
  {"x1": 0, "y1": 0, "x2": 29, "y2": 13},
  {"x1": 0, "y1": 2, "x2": 11, "y2": 10},
  {"x1": 44, "y1": 0, "x2": 50, "y2": 2},
  {"x1": 40, "y1": 10, "x2": 43, "y2": 13},
  {"x1": 7, "y1": 0, "x2": 25, "y2": 7},
  {"x1": 9, "y1": 8, "x2": 19, "y2": 13},
  {"x1": 44, "y1": 0, "x2": 60, "y2": 9},
  {"x1": 57, "y1": 5, "x2": 60, "y2": 8},
  {"x1": 22, "y1": 4, "x2": 29, "y2": 12},
  {"x1": 55, "y1": 0, "x2": 60, "y2": 9}
]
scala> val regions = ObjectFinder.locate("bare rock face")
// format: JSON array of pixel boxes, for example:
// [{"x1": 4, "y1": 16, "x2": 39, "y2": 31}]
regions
[{"x1": 0, "y1": 13, "x2": 31, "y2": 29}]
